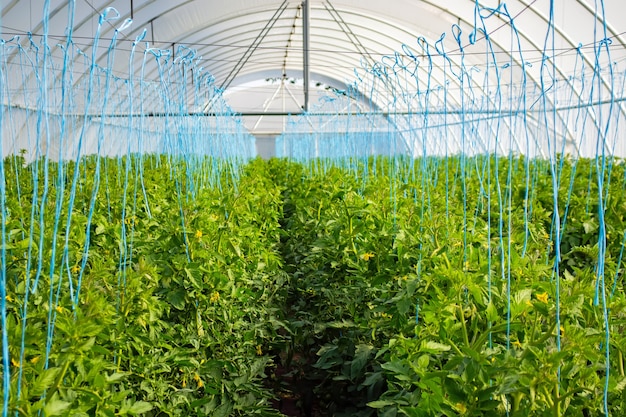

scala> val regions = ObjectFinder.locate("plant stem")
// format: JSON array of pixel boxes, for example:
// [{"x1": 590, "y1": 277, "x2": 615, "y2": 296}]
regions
[
  {"x1": 47, "y1": 357, "x2": 72, "y2": 401},
  {"x1": 342, "y1": 200, "x2": 358, "y2": 256},
  {"x1": 530, "y1": 311, "x2": 539, "y2": 342},
  {"x1": 512, "y1": 392, "x2": 523, "y2": 413},
  {"x1": 553, "y1": 381, "x2": 561, "y2": 417},
  {"x1": 458, "y1": 305, "x2": 470, "y2": 347}
]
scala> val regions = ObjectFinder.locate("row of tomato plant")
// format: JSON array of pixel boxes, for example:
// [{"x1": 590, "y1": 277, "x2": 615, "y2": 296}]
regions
[
  {"x1": 267, "y1": 155, "x2": 626, "y2": 416},
  {"x1": 3, "y1": 155, "x2": 289, "y2": 416}
]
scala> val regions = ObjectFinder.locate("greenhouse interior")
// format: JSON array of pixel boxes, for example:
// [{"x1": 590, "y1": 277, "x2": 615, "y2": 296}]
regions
[{"x1": 1, "y1": 0, "x2": 626, "y2": 416}]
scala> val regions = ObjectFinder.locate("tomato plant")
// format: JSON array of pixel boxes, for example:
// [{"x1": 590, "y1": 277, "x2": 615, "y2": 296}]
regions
[{"x1": 2, "y1": 154, "x2": 625, "y2": 416}]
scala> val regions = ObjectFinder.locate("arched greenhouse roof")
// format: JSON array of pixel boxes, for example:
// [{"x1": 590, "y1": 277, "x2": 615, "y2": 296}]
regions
[{"x1": 1, "y1": 0, "x2": 626, "y2": 158}]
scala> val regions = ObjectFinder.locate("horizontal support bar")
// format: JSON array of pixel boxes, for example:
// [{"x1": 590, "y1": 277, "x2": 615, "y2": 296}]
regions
[
  {"x1": 3, "y1": 96, "x2": 624, "y2": 119},
  {"x1": 89, "y1": 110, "x2": 525, "y2": 118}
]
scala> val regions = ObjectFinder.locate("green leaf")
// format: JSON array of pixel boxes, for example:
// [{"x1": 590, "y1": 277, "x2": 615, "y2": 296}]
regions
[
  {"x1": 105, "y1": 372, "x2": 126, "y2": 383},
  {"x1": 397, "y1": 406, "x2": 422, "y2": 417},
  {"x1": 421, "y1": 340, "x2": 451, "y2": 353},
  {"x1": 32, "y1": 368, "x2": 60, "y2": 396},
  {"x1": 362, "y1": 371, "x2": 384, "y2": 387},
  {"x1": 486, "y1": 302, "x2": 498, "y2": 323},
  {"x1": 128, "y1": 401, "x2": 153, "y2": 415},
  {"x1": 613, "y1": 377, "x2": 626, "y2": 393},
  {"x1": 326, "y1": 319, "x2": 356, "y2": 329},
  {"x1": 228, "y1": 238, "x2": 242, "y2": 257},
  {"x1": 184, "y1": 267, "x2": 203, "y2": 290},
  {"x1": 213, "y1": 402, "x2": 233, "y2": 417},
  {"x1": 43, "y1": 399, "x2": 70, "y2": 416},
  {"x1": 93, "y1": 374, "x2": 106, "y2": 389},
  {"x1": 417, "y1": 354, "x2": 429, "y2": 370},
  {"x1": 381, "y1": 361, "x2": 412, "y2": 381},
  {"x1": 166, "y1": 289, "x2": 186, "y2": 310},
  {"x1": 583, "y1": 221, "x2": 597, "y2": 234},
  {"x1": 190, "y1": 395, "x2": 214, "y2": 409},
  {"x1": 380, "y1": 407, "x2": 398, "y2": 417},
  {"x1": 78, "y1": 336, "x2": 96, "y2": 352},
  {"x1": 367, "y1": 400, "x2": 395, "y2": 408},
  {"x1": 351, "y1": 344, "x2": 373, "y2": 380},
  {"x1": 513, "y1": 289, "x2": 532, "y2": 306},
  {"x1": 397, "y1": 296, "x2": 412, "y2": 316}
]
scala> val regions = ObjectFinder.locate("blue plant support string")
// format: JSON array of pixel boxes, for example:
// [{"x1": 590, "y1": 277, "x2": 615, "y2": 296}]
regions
[
  {"x1": 75, "y1": 16, "x2": 130, "y2": 309},
  {"x1": 13, "y1": 36, "x2": 42, "y2": 409},
  {"x1": 475, "y1": 4, "x2": 510, "y2": 351},
  {"x1": 541, "y1": 2, "x2": 565, "y2": 408},
  {"x1": 0, "y1": 7, "x2": 12, "y2": 415},
  {"x1": 591, "y1": 10, "x2": 615, "y2": 414}
]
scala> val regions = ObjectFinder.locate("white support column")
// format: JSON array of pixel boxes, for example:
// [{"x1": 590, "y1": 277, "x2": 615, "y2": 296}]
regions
[{"x1": 302, "y1": 0, "x2": 310, "y2": 112}]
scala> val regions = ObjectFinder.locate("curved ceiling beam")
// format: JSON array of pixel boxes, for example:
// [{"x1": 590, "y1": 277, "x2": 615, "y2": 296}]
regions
[
  {"x1": 128, "y1": 10, "x2": 435, "y2": 84},
  {"x1": 118, "y1": 3, "x2": 502, "y2": 117}
]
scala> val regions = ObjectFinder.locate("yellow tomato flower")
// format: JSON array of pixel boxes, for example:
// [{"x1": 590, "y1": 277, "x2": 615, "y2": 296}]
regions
[
  {"x1": 71, "y1": 265, "x2": 81, "y2": 274},
  {"x1": 361, "y1": 252, "x2": 375, "y2": 261},
  {"x1": 182, "y1": 379, "x2": 187, "y2": 388},
  {"x1": 30, "y1": 356, "x2": 40, "y2": 364},
  {"x1": 11, "y1": 358, "x2": 20, "y2": 367},
  {"x1": 256, "y1": 345, "x2": 263, "y2": 356},
  {"x1": 210, "y1": 291, "x2": 220, "y2": 303},
  {"x1": 536, "y1": 292, "x2": 549, "y2": 303},
  {"x1": 193, "y1": 373, "x2": 204, "y2": 388},
  {"x1": 195, "y1": 230, "x2": 203, "y2": 239},
  {"x1": 512, "y1": 340, "x2": 523, "y2": 348},
  {"x1": 5, "y1": 295, "x2": 13, "y2": 303}
]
